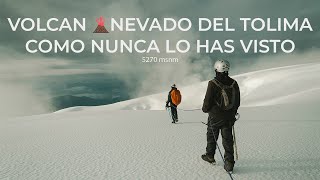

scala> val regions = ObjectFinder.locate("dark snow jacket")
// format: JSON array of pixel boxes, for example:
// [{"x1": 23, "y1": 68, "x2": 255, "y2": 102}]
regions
[{"x1": 202, "y1": 74, "x2": 240, "y2": 126}]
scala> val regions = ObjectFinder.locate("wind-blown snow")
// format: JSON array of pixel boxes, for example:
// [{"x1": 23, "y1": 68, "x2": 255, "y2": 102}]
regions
[{"x1": 1, "y1": 63, "x2": 320, "y2": 179}]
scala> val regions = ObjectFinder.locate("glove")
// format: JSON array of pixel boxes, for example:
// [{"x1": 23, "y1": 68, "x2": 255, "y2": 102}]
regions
[
  {"x1": 165, "y1": 101, "x2": 169, "y2": 108},
  {"x1": 235, "y1": 113, "x2": 240, "y2": 121}
]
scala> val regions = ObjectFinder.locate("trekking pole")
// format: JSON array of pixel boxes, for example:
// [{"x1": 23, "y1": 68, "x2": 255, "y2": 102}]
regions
[
  {"x1": 201, "y1": 121, "x2": 235, "y2": 180},
  {"x1": 166, "y1": 107, "x2": 174, "y2": 121},
  {"x1": 233, "y1": 126, "x2": 238, "y2": 161},
  {"x1": 233, "y1": 113, "x2": 240, "y2": 161}
]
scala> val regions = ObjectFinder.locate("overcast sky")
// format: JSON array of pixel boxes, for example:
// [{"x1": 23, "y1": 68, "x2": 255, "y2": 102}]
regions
[{"x1": 0, "y1": 0, "x2": 319, "y2": 117}]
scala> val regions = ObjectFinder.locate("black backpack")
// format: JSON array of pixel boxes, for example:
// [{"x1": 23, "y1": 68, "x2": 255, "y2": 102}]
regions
[{"x1": 211, "y1": 79, "x2": 236, "y2": 111}]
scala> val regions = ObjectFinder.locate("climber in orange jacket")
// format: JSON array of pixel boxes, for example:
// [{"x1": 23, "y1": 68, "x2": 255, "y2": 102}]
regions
[{"x1": 166, "y1": 84, "x2": 182, "y2": 123}]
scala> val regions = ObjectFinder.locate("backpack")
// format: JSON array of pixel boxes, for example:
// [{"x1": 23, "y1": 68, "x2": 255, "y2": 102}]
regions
[
  {"x1": 211, "y1": 79, "x2": 236, "y2": 111},
  {"x1": 171, "y1": 89, "x2": 182, "y2": 106}
]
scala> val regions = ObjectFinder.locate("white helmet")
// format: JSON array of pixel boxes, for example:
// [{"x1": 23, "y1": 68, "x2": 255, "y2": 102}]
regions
[{"x1": 214, "y1": 60, "x2": 230, "y2": 72}]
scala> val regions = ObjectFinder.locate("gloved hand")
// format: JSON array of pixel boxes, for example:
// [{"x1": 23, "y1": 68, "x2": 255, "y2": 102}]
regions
[
  {"x1": 235, "y1": 113, "x2": 240, "y2": 121},
  {"x1": 165, "y1": 101, "x2": 169, "y2": 108}
]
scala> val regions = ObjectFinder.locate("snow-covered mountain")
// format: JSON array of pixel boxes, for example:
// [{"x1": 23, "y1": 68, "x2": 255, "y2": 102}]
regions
[
  {"x1": 58, "y1": 62, "x2": 320, "y2": 112},
  {"x1": 1, "y1": 63, "x2": 320, "y2": 180}
]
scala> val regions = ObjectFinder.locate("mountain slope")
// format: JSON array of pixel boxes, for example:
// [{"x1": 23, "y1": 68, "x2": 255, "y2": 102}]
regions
[
  {"x1": 1, "y1": 63, "x2": 320, "y2": 179},
  {"x1": 58, "y1": 62, "x2": 320, "y2": 112}
]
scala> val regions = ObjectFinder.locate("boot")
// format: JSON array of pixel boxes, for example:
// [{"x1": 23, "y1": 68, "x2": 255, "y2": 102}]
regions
[
  {"x1": 201, "y1": 153, "x2": 216, "y2": 164},
  {"x1": 224, "y1": 161, "x2": 234, "y2": 172}
]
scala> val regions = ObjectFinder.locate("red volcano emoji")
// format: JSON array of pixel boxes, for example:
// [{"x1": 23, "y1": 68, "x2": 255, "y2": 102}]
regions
[{"x1": 93, "y1": 16, "x2": 109, "y2": 33}]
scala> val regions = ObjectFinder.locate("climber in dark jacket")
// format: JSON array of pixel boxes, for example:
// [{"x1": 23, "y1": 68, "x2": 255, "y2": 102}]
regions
[{"x1": 201, "y1": 60, "x2": 240, "y2": 173}]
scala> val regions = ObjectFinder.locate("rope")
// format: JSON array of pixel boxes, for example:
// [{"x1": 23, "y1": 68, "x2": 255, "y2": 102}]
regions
[
  {"x1": 177, "y1": 108, "x2": 201, "y2": 111},
  {"x1": 202, "y1": 121, "x2": 235, "y2": 180},
  {"x1": 167, "y1": 103, "x2": 239, "y2": 178},
  {"x1": 166, "y1": 105, "x2": 201, "y2": 112},
  {"x1": 167, "y1": 102, "x2": 239, "y2": 178}
]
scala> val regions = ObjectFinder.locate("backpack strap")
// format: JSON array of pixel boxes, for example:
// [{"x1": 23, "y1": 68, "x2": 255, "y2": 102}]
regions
[
  {"x1": 211, "y1": 79, "x2": 223, "y2": 89},
  {"x1": 212, "y1": 79, "x2": 236, "y2": 89},
  {"x1": 230, "y1": 80, "x2": 236, "y2": 88}
]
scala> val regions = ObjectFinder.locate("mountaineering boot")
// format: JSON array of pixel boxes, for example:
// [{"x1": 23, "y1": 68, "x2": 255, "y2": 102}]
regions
[
  {"x1": 175, "y1": 119, "x2": 178, "y2": 123},
  {"x1": 201, "y1": 153, "x2": 216, "y2": 164},
  {"x1": 224, "y1": 161, "x2": 234, "y2": 173}
]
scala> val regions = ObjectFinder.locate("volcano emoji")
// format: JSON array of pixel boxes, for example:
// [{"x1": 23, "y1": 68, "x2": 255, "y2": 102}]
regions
[{"x1": 93, "y1": 16, "x2": 109, "y2": 33}]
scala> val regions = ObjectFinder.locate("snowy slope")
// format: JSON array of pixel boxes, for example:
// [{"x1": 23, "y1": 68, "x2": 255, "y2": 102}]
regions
[
  {"x1": 1, "y1": 63, "x2": 320, "y2": 180},
  {"x1": 58, "y1": 62, "x2": 320, "y2": 112}
]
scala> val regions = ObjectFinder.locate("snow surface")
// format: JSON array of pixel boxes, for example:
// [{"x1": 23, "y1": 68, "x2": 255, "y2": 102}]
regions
[{"x1": 1, "y1": 63, "x2": 320, "y2": 179}]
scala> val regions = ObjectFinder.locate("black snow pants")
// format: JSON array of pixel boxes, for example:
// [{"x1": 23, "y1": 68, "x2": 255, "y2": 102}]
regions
[
  {"x1": 170, "y1": 104, "x2": 178, "y2": 121},
  {"x1": 206, "y1": 118, "x2": 235, "y2": 164}
]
